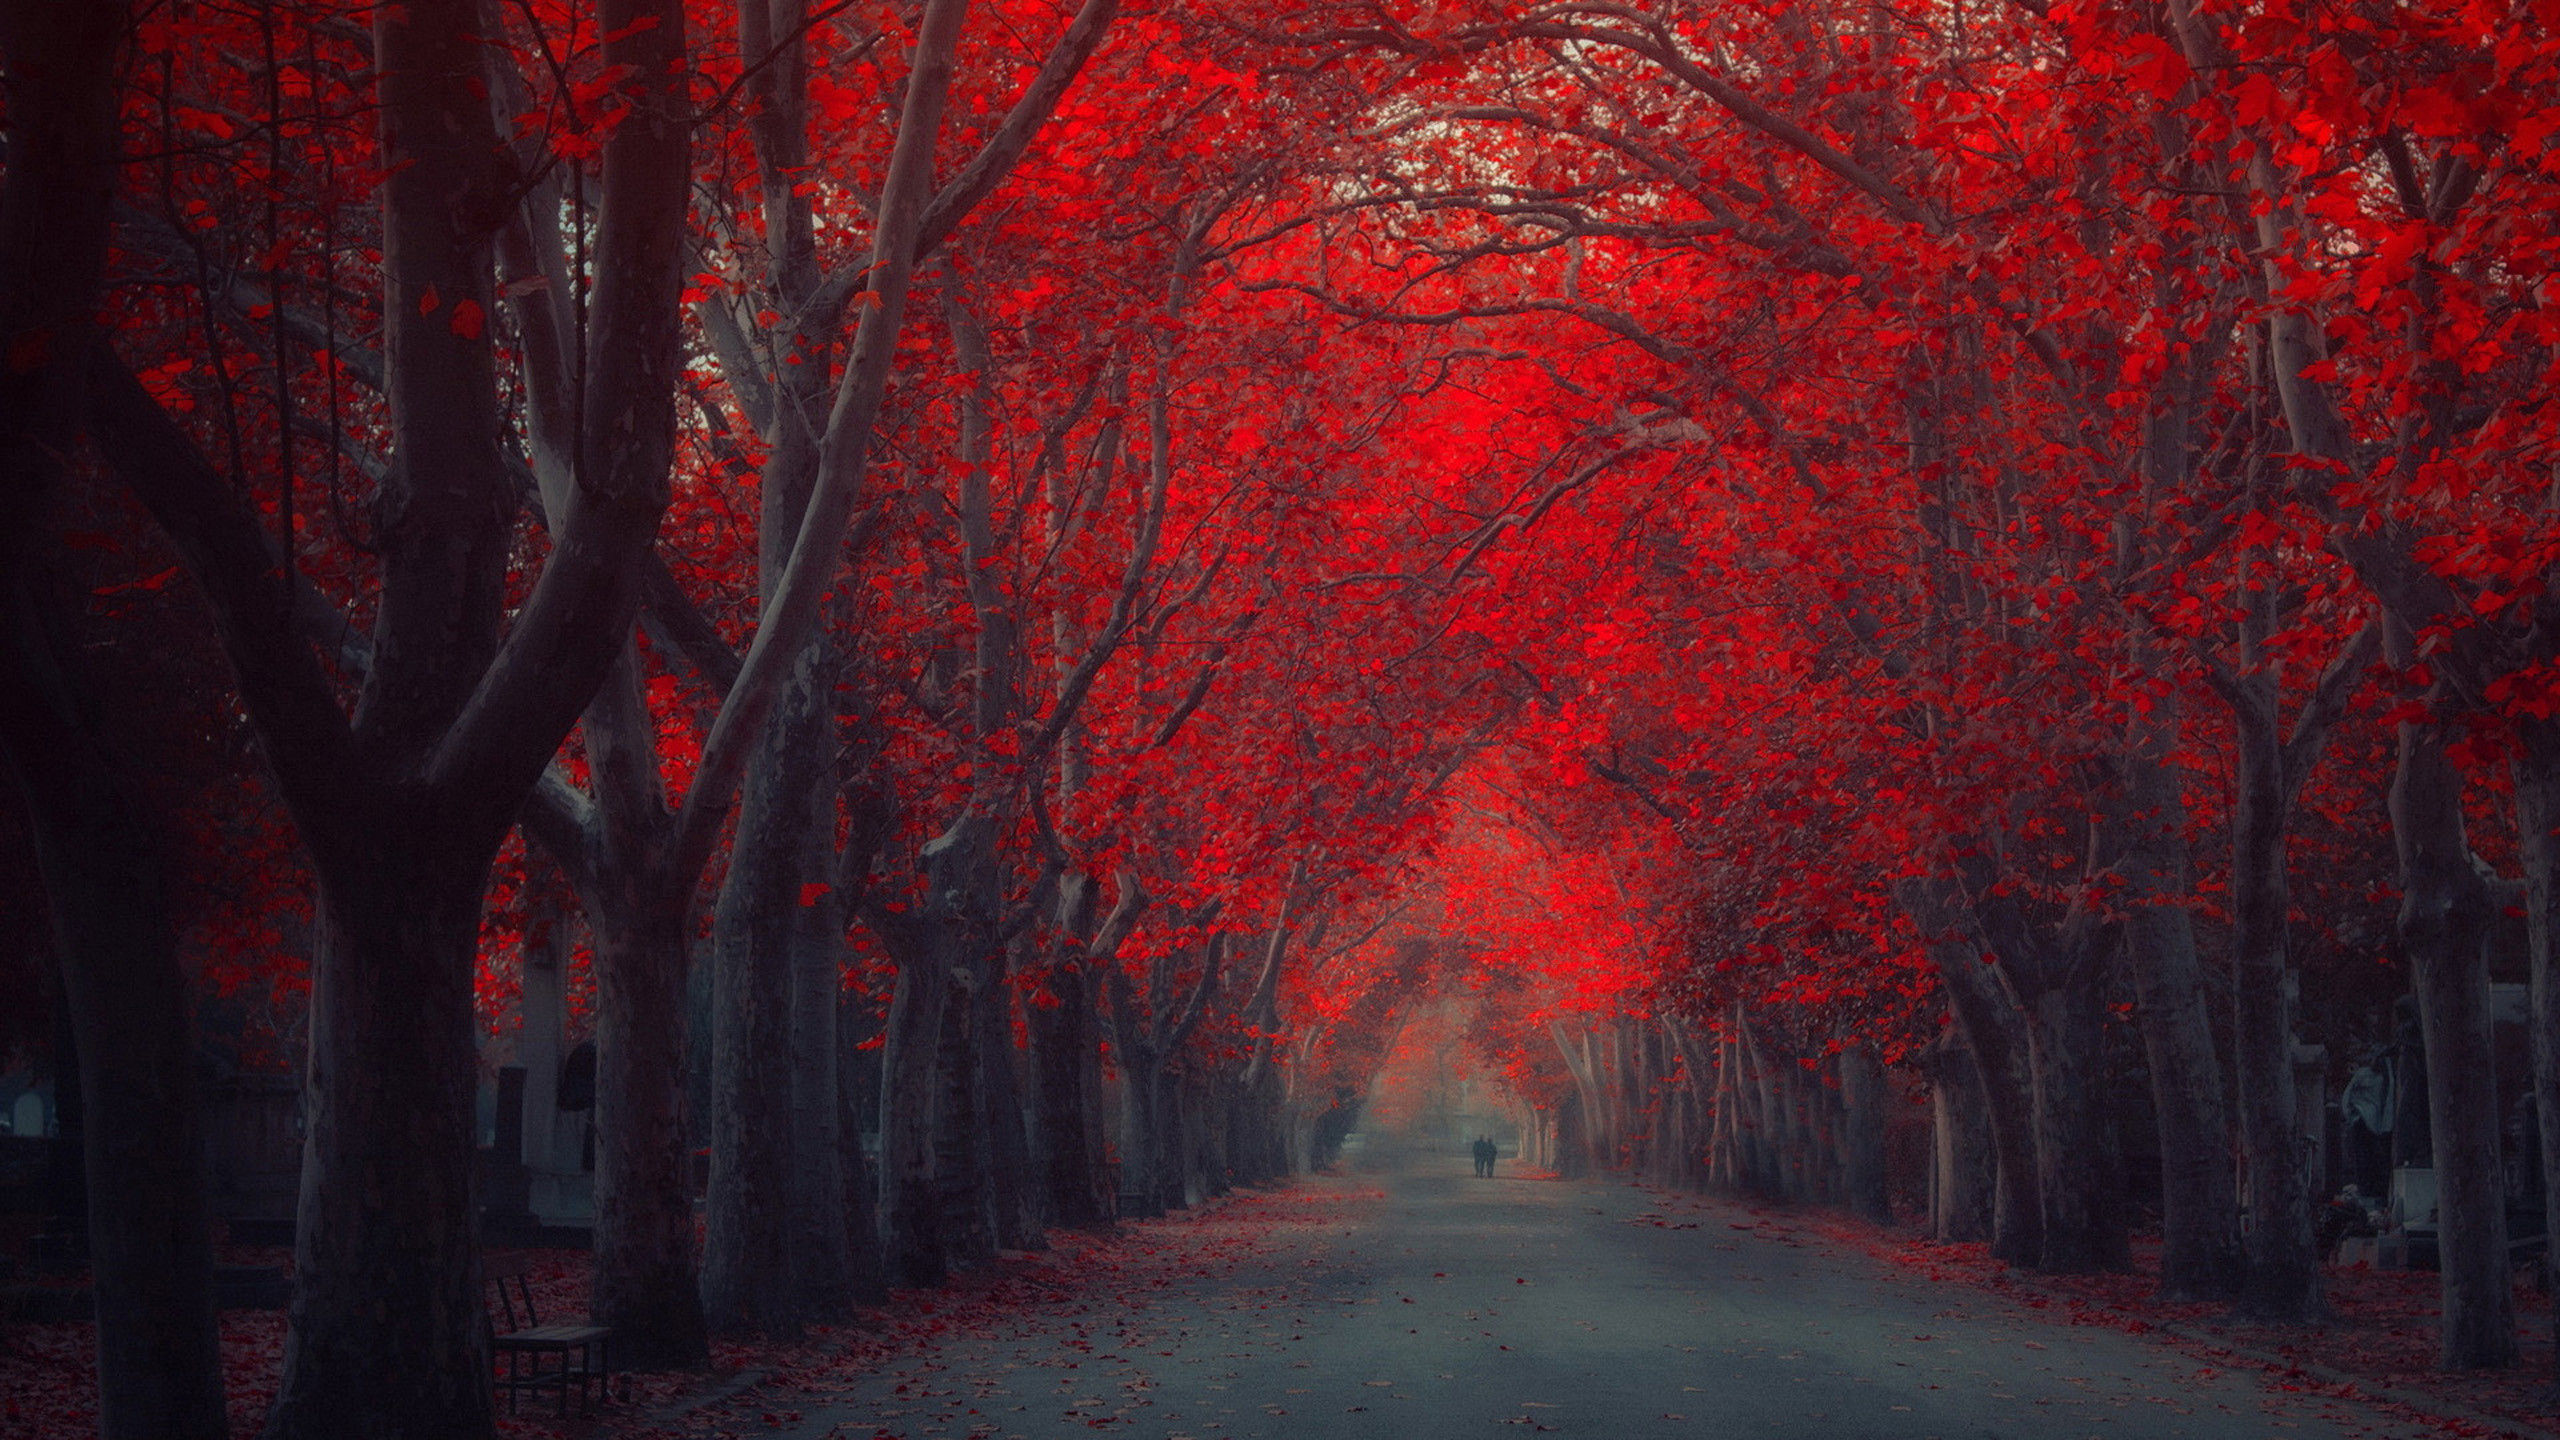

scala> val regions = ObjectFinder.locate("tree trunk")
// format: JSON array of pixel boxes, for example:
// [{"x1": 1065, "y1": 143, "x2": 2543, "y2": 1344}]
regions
[
  {"x1": 1840, "y1": 1044, "x2": 1892, "y2": 1225},
  {"x1": 0, "y1": 617, "x2": 226, "y2": 1440},
  {"x1": 934, "y1": 962, "x2": 995, "y2": 1264},
  {"x1": 2019, "y1": 967, "x2": 2123, "y2": 1273},
  {"x1": 1736, "y1": 1011, "x2": 1781, "y2": 1196},
  {"x1": 1027, "y1": 959, "x2": 1107, "y2": 1224},
  {"x1": 2229, "y1": 713, "x2": 2322, "y2": 1318},
  {"x1": 2515, "y1": 716, "x2": 2560, "y2": 1392},
  {"x1": 2118, "y1": 728, "x2": 2245, "y2": 1300},
  {"x1": 2208, "y1": 620, "x2": 2375, "y2": 1318},
  {"x1": 1706, "y1": 1032, "x2": 1739, "y2": 1191},
  {"x1": 1079, "y1": 967, "x2": 1115, "y2": 1203},
  {"x1": 1551, "y1": 1022, "x2": 1611, "y2": 1177},
  {"x1": 1923, "y1": 1031, "x2": 1994, "y2": 1243},
  {"x1": 2392, "y1": 709, "x2": 2518, "y2": 1369},
  {"x1": 585, "y1": 886, "x2": 709, "y2": 1368},
  {"x1": 265, "y1": 858, "x2": 491, "y2": 1440},
  {"x1": 790, "y1": 805, "x2": 857, "y2": 1317},
  {"x1": 835, "y1": 990, "x2": 888, "y2": 1303},
  {"x1": 879, "y1": 947, "x2": 954, "y2": 1284},
  {"x1": 1900, "y1": 882, "x2": 2044, "y2": 1266},
  {"x1": 1151, "y1": 1064, "x2": 1188, "y2": 1211},
  {"x1": 976, "y1": 942, "x2": 1044, "y2": 1250},
  {"x1": 1117, "y1": 1046, "x2": 1165, "y2": 1217},
  {"x1": 0, "y1": 3, "x2": 225, "y2": 1422},
  {"x1": 701, "y1": 665, "x2": 824, "y2": 1335}
]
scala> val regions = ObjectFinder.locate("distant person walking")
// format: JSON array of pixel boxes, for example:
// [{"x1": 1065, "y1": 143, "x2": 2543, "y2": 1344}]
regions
[{"x1": 1473, "y1": 1135, "x2": 1496, "y2": 1178}]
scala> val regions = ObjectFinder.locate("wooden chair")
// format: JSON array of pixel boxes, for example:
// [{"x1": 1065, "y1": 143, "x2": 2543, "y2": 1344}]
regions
[{"x1": 485, "y1": 1254, "x2": 612, "y2": 1417}]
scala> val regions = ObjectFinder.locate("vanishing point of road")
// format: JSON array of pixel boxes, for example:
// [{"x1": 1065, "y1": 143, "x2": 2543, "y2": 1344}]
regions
[{"x1": 691, "y1": 1161, "x2": 2463, "y2": 1440}]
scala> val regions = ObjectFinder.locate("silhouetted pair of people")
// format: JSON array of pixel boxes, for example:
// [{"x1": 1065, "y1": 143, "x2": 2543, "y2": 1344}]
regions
[{"x1": 1472, "y1": 1135, "x2": 1498, "y2": 1178}]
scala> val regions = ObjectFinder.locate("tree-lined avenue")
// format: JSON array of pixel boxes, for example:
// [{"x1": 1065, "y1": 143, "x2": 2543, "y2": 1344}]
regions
[{"x1": 6, "y1": 0, "x2": 2560, "y2": 1435}]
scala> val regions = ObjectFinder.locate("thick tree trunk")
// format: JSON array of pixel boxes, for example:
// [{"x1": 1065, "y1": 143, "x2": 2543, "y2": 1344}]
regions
[
  {"x1": 702, "y1": 679, "x2": 822, "y2": 1334},
  {"x1": 933, "y1": 961, "x2": 996, "y2": 1265},
  {"x1": 2020, "y1": 971, "x2": 2125, "y2": 1273},
  {"x1": 2209, "y1": 622, "x2": 2373, "y2": 1318},
  {"x1": 790, "y1": 810, "x2": 858, "y2": 1317},
  {"x1": 1027, "y1": 960, "x2": 1107, "y2": 1224},
  {"x1": 2392, "y1": 712, "x2": 2518, "y2": 1369},
  {"x1": 1186, "y1": 1079, "x2": 1214, "y2": 1201},
  {"x1": 975, "y1": 944, "x2": 1044, "y2": 1250},
  {"x1": 266, "y1": 859, "x2": 491, "y2": 1440},
  {"x1": 0, "y1": 4, "x2": 225, "y2": 1422},
  {"x1": 564, "y1": 640, "x2": 712, "y2": 1371},
  {"x1": 586, "y1": 888, "x2": 709, "y2": 1369},
  {"x1": 2116, "y1": 729, "x2": 2245, "y2": 1299},
  {"x1": 1287, "y1": 1103, "x2": 1320, "y2": 1177},
  {"x1": 1781, "y1": 1058, "x2": 1816, "y2": 1202},
  {"x1": 0, "y1": 623, "x2": 226, "y2": 1440},
  {"x1": 879, "y1": 948, "x2": 954, "y2": 1285},
  {"x1": 87, "y1": 0, "x2": 688, "y2": 1427}
]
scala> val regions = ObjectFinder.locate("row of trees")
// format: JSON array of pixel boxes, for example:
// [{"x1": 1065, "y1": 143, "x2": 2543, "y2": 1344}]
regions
[
  {"x1": 1317, "y1": 0, "x2": 2557, "y2": 1384},
  {"x1": 7, "y1": 0, "x2": 2558, "y2": 1433},
  {"x1": 3, "y1": 1, "x2": 1498, "y2": 1435}
]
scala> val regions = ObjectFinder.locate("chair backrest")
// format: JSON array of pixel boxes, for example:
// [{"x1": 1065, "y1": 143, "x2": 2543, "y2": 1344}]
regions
[{"x1": 484, "y1": 1254, "x2": 540, "y2": 1332}]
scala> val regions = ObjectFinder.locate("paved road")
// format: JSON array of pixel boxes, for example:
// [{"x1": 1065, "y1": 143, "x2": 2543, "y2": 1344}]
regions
[{"x1": 747, "y1": 1163, "x2": 2455, "y2": 1440}]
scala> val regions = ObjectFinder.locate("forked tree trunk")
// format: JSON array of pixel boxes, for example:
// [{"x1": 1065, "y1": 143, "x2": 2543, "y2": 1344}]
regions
[
  {"x1": 568, "y1": 645, "x2": 708, "y2": 1370},
  {"x1": 2204, "y1": 618, "x2": 2373, "y2": 1319}
]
